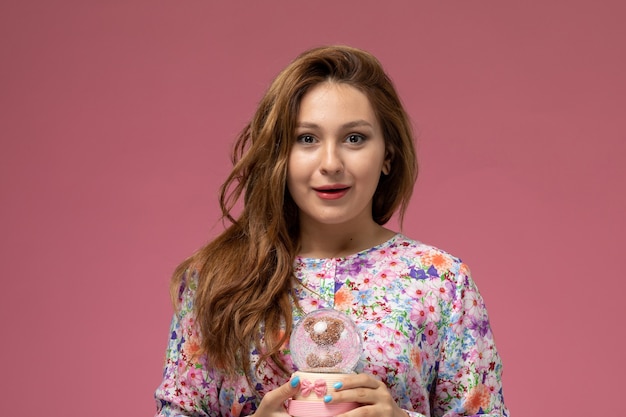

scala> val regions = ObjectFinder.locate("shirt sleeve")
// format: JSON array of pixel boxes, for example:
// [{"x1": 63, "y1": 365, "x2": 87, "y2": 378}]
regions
[
  {"x1": 431, "y1": 263, "x2": 510, "y2": 417},
  {"x1": 154, "y1": 271, "x2": 222, "y2": 417}
]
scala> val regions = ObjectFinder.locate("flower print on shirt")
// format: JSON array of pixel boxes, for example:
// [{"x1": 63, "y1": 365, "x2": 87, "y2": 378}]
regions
[
  {"x1": 155, "y1": 234, "x2": 509, "y2": 417},
  {"x1": 463, "y1": 383, "x2": 491, "y2": 415},
  {"x1": 423, "y1": 294, "x2": 442, "y2": 323},
  {"x1": 410, "y1": 301, "x2": 428, "y2": 326},
  {"x1": 423, "y1": 322, "x2": 439, "y2": 345},
  {"x1": 334, "y1": 284, "x2": 354, "y2": 310}
]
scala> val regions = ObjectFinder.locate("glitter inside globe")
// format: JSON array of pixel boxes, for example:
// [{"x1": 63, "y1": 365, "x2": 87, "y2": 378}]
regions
[{"x1": 290, "y1": 308, "x2": 362, "y2": 373}]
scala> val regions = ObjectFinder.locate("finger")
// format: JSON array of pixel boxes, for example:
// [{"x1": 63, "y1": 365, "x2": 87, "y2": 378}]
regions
[
  {"x1": 326, "y1": 376, "x2": 387, "y2": 406},
  {"x1": 328, "y1": 386, "x2": 382, "y2": 406},
  {"x1": 333, "y1": 373, "x2": 382, "y2": 390},
  {"x1": 258, "y1": 375, "x2": 301, "y2": 411}
]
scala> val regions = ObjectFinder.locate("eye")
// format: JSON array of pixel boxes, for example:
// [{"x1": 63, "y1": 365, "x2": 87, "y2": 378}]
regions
[
  {"x1": 297, "y1": 134, "x2": 316, "y2": 144},
  {"x1": 345, "y1": 134, "x2": 366, "y2": 144}
]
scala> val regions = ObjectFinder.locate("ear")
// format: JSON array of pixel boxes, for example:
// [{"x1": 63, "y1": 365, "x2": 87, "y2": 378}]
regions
[
  {"x1": 336, "y1": 321, "x2": 345, "y2": 333},
  {"x1": 382, "y1": 149, "x2": 393, "y2": 175},
  {"x1": 382, "y1": 160, "x2": 391, "y2": 175},
  {"x1": 303, "y1": 317, "x2": 315, "y2": 332}
]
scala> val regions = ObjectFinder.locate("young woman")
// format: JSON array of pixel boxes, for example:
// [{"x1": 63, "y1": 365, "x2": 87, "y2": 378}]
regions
[{"x1": 155, "y1": 45, "x2": 509, "y2": 417}]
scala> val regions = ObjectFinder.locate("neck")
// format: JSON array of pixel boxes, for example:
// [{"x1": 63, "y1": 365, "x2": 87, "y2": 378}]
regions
[{"x1": 297, "y1": 221, "x2": 396, "y2": 259}]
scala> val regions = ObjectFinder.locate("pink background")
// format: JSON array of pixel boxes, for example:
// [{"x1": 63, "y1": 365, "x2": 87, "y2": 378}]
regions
[{"x1": 1, "y1": 1, "x2": 624, "y2": 416}]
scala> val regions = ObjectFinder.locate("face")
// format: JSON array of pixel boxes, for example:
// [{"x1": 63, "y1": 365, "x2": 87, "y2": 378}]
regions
[{"x1": 287, "y1": 82, "x2": 390, "y2": 231}]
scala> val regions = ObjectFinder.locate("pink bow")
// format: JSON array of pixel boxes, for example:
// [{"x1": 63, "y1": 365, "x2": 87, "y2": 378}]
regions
[{"x1": 300, "y1": 379, "x2": 327, "y2": 397}]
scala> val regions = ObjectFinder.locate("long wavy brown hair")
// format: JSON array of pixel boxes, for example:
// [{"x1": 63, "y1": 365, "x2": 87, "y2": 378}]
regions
[{"x1": 170, "y1": 45, "x2": 418, "y2": 380}]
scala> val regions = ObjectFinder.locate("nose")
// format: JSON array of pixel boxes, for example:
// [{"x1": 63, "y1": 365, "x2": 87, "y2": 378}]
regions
[{"x1": 319, "y1": 142, "x2": 343, "y2": 175}]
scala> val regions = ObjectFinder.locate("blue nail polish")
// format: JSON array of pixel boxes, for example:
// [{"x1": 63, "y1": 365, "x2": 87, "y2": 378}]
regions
[
  {"x1": 290, "y1": 376, "x2": 300, "y2": 387},
  {"x1": 323, "y1": 395, "x2": 332, "y2": 403},
  {"x1": 333, "y1": 382, "x2": 343, "y2": 390}
]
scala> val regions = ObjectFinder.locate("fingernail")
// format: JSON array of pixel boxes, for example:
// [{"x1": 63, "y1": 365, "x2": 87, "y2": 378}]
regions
[
  {"x1": 323, "y1": 395, "x2": 332, "y2": 403},
  {"x1": 333, "y1": 382, "x2": 343, "y2": 389},
  {"x1": 290, "y1": 376, "x2": 300, "y2": 387}
]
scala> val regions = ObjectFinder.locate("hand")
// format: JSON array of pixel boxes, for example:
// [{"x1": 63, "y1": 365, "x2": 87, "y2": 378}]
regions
[
  {"x1": 325, "y1": 373, "x2": 408, "y2": 417},
  {"x1": 253, "y1": 375, "x2": 301, "y2": 417}
]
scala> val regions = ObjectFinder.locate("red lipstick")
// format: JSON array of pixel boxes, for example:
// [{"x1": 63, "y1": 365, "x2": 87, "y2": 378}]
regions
[{"x1": 313, "y1": 184, "x2": 350, "y2": 200}]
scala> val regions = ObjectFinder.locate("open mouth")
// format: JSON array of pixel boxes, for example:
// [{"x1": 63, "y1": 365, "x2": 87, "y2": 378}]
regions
[
  {"x1": 313, "y1": 186, "x2": 351, "y2": 199},
  {"x1": 314, "y1": 187, "x2": 349, "y2": 193}
]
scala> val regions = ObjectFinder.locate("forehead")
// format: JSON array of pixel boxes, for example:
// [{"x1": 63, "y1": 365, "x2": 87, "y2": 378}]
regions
[{"x1": 297, "y1": 82, "x2": 377, "y2": 125}]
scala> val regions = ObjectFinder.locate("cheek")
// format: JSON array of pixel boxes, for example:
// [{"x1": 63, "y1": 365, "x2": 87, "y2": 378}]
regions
[
  {"x1": 287, "y1": 151, "x2": 314, "y2": 183},
  {"x1": 354, "y1": 156, "x2": 385, "y2": 184},
  {"x1": 286, "y1": 154, "x2": 306, "y2": 195}
]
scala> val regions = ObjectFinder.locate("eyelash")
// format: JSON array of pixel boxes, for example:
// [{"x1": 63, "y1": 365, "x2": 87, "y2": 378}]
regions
[
  {"x1": 297, "y1": 134, "x2": 316, "y2": 144},
  {"x1": 295, "y1": 133, "x2": 368, "y2": 144},
  {"x1": 345, "y1": 134, "x2": 366, "y2": 144}
]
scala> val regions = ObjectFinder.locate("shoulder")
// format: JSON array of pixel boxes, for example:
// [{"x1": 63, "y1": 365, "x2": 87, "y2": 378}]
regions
[
  {"x1": 174, "y1": 267, "x2": 200, "y2": 313},
  {"x1": 388, "y1": 234, "x2": 467, "y2": 276}
]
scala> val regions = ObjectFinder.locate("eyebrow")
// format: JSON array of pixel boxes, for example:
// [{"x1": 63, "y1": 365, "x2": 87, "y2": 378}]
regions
[{"x1": 296, "y1": 119, "x2": 374, "y2": 129}]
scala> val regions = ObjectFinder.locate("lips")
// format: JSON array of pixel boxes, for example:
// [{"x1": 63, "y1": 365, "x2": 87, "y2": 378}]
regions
[
  {"x1": 314, "y1": 186, "x2": 349, "y2": 192},
  {"x1": 313, "y1": 185, "x2": 350, "y2": 200}
]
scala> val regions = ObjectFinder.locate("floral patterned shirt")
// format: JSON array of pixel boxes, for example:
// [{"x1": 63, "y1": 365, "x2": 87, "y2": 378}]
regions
[{"x1": 155, "y1": 234, "x2": 509, "y2": 416}]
